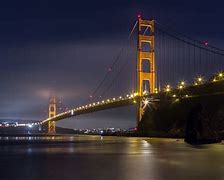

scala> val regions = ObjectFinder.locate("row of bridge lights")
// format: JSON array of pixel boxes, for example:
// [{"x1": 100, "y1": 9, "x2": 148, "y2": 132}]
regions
[
  {"x1": 213, "y1": 73, "x2": 224, "y2": 82},
  {"x1": 164, "y1": 76, "x2": 204, "y2": 92},
  {"x1": 45, "y1": 73, "x2": 224, "y2": 121},
  {"x1": 40, "y1": 93, "x2": 140, "y2": 124},
  {"x1": 163, "y1": 73, "x2": 224, "y2": 93},
  {"x1": 81, "y1": 73, "x2": 224, "y2": 111},
  {"x1": 73, "y1": 93, "x2": 139, "y2": 112}
]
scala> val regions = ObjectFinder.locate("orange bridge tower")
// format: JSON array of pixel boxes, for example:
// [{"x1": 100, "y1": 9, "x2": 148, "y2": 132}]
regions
[
  {"x1": 137, "y1": 17, "x2": 156, "y2": 123},
  {"x1": 48, "y1": 96, "x2": 57, "y2": 133}
]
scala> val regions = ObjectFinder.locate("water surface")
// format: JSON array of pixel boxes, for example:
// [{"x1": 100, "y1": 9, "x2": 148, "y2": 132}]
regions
[{"x1": 0, "y1": 135, "x2": 223, "y2": 180}]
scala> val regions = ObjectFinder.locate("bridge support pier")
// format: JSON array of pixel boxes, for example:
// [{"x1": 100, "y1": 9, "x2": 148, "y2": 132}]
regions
[
  {"x1": 137, "y1": 17, "x2": 156, "y2": 124},
  {"x1": 48, "y1": 97, "x2": 57, "y2": 134}
]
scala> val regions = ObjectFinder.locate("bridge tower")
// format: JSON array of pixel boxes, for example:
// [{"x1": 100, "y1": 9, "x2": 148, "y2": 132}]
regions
[
  {"x1": 48, "y1": 96, "x2": 57, "y2": 133},
  {"x1": 137, "y1": 17, "x2": 156, "y2": 123}
]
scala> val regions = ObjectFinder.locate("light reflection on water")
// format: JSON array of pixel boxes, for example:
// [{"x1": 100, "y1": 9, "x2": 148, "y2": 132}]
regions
[{"x1": 0, "y1": 135, "x2": 224, "y2": 180}]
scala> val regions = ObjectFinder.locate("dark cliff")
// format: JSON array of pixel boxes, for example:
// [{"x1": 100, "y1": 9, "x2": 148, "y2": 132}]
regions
[{"x1": 138, "y1": 80, "x2": 224, "y2": 143}]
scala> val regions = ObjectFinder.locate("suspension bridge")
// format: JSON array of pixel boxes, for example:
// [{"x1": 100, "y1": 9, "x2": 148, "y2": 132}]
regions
[{"x1": 32, "y1": 16, "x2": 224, "y2": 134}]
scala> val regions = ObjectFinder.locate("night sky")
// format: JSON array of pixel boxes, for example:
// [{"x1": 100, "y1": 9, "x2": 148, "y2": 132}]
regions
[{"x1": 0, "y1": 0, "x2": 223, "y2": 129}]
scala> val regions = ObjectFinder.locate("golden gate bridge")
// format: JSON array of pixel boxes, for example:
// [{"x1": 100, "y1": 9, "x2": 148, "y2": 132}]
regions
[{"x1": 27, "y1": 16, "x2": 224, "y2": 133}]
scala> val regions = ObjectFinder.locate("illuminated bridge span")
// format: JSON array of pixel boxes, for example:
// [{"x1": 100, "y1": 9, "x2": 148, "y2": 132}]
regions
[
  {"x1": 38, "y1": 16, "x2": 224, "y2": 133},
  {"x1": 41, "y1": 93, "x2": 142, "y2": 124}
]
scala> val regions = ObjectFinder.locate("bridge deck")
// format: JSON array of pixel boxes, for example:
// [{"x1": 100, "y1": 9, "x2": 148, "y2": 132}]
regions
[{"x1": 41, "y1": 95, "x2": 140, "y2": 124}]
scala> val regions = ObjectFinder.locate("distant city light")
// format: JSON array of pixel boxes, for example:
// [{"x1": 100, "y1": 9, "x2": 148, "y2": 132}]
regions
[{"x1": 27, "y1": 124, "x2": 33, "y2": 128}]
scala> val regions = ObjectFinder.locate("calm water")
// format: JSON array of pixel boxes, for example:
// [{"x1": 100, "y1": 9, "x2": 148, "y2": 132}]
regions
[{"x1": 0, "y1": 135, "x2": 224, "y2": 180}]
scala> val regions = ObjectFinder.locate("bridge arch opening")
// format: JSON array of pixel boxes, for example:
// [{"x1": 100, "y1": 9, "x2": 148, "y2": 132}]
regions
[
  {"x1": 142, "y1": 80, "x2": 150, "y2": 93},
  {"x1": 141, "y1": 59, "x2": 150, "y2": 73},
  {"x1": 141, "y1": 41, "x2": 151, "y2": 52},
  {"x1": 139, "y1": 26, "x2": 153, "y2": 36},
  {"x1": 50, "y1": 107, "x2": 55, "y2": 112}
]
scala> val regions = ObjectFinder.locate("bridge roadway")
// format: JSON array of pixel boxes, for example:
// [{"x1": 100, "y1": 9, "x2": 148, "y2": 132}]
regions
[
  {"x1": 40, "y1": 94, "x2": 143, "y2": 125},
  {"x1": 38, "y1": 79, "x2": 224, "y2": 126}
]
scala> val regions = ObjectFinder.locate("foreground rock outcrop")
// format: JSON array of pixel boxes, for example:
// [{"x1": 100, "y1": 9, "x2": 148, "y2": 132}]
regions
[{"x1": 138, "y1": 81, "x2": 224, "y2": 144}]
